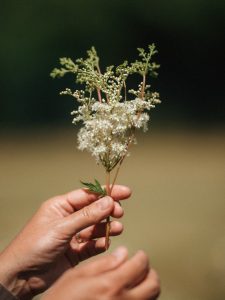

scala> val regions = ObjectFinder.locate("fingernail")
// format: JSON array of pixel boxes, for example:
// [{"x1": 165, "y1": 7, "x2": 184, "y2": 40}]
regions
[
  {"x1": 112, "y1": 246, "x2": 127, "y2": 261},
  {"x1": 98, "y1": 196, "x2": 112, "y2": 210}
]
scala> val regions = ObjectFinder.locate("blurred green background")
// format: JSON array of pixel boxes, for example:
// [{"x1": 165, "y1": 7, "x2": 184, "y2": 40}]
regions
[{"x1": 0, "y1": 1, "x2": 225, "y2": 299}]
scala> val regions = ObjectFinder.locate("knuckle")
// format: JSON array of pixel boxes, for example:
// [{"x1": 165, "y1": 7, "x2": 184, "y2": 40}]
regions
[
  {"x1": 41, "y1": 196, "x2": 60, "y2": 210},
  {"x1": 100, "y1": 277, "x2": 112, "y2": 292},
  {"x1": 100, "y1": 277, "x2": 120, "y2": 296},
  {"x1": 81, "y1": 206, "x2": 92, "y2": 219},
  {"x1": 106, "y1": 256, "x2": 119, "y2": 269}
]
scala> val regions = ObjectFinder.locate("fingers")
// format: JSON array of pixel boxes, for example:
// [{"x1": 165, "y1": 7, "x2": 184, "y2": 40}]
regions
[
  {"x1": 73, "y1": 221, "x2": 123, "y2": 242},
  {"x1": 111, "y1": 201, "x2": 124, "y2": 218},
  {"x1": 59, "y1": 196, "x2": 115, "y2": 238},
  {"x1": 128, "y1": 269, "x2": 161, "y2": 300},
  {"x1": 42, "y1": 247, "x2": 128, "y2": 300},
  {"x1": 67, "y1": 220, "x2": 123, "y2": 265},
  {"x1": 106, "y1": 251, "x2": 160, "y2": 299},
  {"x1": 75, "y1": 246, "x2": 128, "y2": 276},
  {"x1": 65, "y1": 185, "x2": 131, "y2": 211},
  {"x1": 108, "y1": 250, "x2": 149, "y2": 290},
  {"x1": 66, "y1": 237, "x2": 108, "y2": 266},
  {"x1": 110, "y1": 185, "x2": 132, "y2": 201}
]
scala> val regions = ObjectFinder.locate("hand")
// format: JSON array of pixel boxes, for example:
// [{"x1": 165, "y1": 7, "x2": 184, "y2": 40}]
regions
[
  {"x1": 0, "y1": 185, "x2": 131, "y2": 299},
  {"x1": 42, "y1": 247, "x2": 160, "y2": 300}
]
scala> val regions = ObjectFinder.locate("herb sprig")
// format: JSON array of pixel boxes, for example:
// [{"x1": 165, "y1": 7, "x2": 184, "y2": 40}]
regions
[{"x1": 51, "y1": 45, "x2": 161, "y2": 249}]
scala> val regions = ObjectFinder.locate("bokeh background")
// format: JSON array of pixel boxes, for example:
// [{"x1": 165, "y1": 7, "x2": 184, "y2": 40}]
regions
[{"x1": 0, "y1": 1, "x2": 225, "y2": 299}]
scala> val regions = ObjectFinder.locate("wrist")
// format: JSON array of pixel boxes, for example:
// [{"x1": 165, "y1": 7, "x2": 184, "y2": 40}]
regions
[{"x1": 0, "y1": 248, "x2": 29, "y2": 299}]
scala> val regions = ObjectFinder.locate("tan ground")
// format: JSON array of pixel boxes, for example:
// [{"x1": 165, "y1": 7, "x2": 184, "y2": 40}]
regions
[{"x1": 0, "y1": 128, "x2": 224, "y2": 300}]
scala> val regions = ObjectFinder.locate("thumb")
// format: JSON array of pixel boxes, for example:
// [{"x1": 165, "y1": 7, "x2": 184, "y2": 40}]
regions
[{"x1": 60, "y1": 196, "x2": 114, "y2": 238}]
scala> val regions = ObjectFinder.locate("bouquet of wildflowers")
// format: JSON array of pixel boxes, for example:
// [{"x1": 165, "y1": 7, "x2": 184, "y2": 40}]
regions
[{"x1": 51, "y1": 45, "x2": 161, "y2": 248}]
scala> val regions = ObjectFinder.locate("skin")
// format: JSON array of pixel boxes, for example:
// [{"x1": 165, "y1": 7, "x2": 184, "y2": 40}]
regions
[
  {"x1": 0, "y1": 185, "x2": 131, "y2": 299},
  {"x1": 42, "y1": 247, "x2": 160, "y2": 300}
]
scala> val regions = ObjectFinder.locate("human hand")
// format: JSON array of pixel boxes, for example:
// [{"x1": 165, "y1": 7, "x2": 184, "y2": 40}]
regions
[
  {"x1": 42, "y1": 247, "x2": 160, "y2": 300},
  {"x1": 0, "y1": 185, "x2": 131, "y2": 299}
]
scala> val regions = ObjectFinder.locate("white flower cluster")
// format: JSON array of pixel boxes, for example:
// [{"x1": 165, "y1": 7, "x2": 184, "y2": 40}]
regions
[
  {"x1": 72, "y1": 94, "x2": 160, "y2": 171},
  {"x1": 52, "y1": 46, "x2": 161, "y2": 171}
]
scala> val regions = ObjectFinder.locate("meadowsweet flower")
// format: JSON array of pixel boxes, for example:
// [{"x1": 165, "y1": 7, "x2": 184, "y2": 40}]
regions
[
  {"x1": 51, "y1": 45, "x2": 161, "y2": 172},
  {"x1": 51, "y1": 44, "x2": 161, "y2": 248},
  {"x1": 72, "y1": 97, "x2": 157, "y2": 171}
]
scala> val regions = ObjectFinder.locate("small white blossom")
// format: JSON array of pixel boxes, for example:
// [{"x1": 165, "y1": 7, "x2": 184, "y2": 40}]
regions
[
  {"x1": 52, "y1": 45, "x2": 161, "y2": 171},
  {"x1": 75, "y1": 94, "x2": 158, "y2": 171}
]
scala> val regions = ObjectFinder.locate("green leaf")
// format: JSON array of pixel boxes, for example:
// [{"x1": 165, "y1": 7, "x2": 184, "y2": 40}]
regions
[{"x1": 80, "y1": 179, "x2": 107, "y2": 196}]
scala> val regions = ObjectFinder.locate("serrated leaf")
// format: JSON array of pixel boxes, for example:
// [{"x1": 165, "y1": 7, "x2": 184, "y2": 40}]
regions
[{"x1": 80, "y1": 179, "x2": 106, "y2": 196}]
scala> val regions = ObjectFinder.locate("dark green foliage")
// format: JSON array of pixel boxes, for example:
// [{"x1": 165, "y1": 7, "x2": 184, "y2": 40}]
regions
[{"x1": 80, "y1": 179, "x2": 107, "y2": 196}]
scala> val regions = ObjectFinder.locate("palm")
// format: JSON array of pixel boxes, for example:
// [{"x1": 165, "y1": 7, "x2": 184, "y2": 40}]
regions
[{"x1": 25, "y1": 232, "x2": 107, "y2": 295}]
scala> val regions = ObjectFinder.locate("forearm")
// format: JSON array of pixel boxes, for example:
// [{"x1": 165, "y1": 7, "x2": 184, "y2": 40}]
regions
[
  {"x1": 0, "y1": 283, "x2": 19, "y2": 300},
  {"x1": 0, "y1": 247, "x2": 29, "y2": 300}
]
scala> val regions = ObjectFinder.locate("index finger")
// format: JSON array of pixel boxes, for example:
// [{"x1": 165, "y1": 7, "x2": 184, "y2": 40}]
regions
[{"x1": 65, "y1": 185, "x2": 131, "y2": 211}]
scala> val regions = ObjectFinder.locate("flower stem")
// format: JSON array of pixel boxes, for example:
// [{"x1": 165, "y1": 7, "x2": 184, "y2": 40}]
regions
[
  {"x1": 124, "y1": 81, "x2": 127, "y2": 102},
  {"x1": 111, "y1": 157, "x2": 124, "y2": 192},
  {"x1": 97, "y1": 88, "x2": 102, "y2": 103},
  {"x1": 141, "y1": 74, "x2": 146, "y2": 99},
  {"x1": 110, "y1": 133, "x2": 135, "y2": 193},
  {"x1": 105, "y1": 171, "x2": 111, "y2": 250}
]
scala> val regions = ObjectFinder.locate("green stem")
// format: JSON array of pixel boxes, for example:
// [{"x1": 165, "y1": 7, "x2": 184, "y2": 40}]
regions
[
  {"x1": 105, "y1": 171, "x2": 111, "y2": 250},
  {"x1": 110, "y1": 158, "x2": 124, "y2": 193},
  {"x1": 96, "y1": 62, "x2": 103, "y2": 103},
  {"x1": 141, "y1": 74, "x2": 146, "y2": 99},
  {"x1": 110, "y1": 131, "x2": 135, "y2": 193}
]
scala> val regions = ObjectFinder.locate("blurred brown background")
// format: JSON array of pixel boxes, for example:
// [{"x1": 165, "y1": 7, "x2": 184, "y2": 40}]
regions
[
  {"x1": 1, "y1": 129, "x2": 224, "y2": 300},
  {"x1": 0, "y1": 1, "x2": 225, "y2": 299}
]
